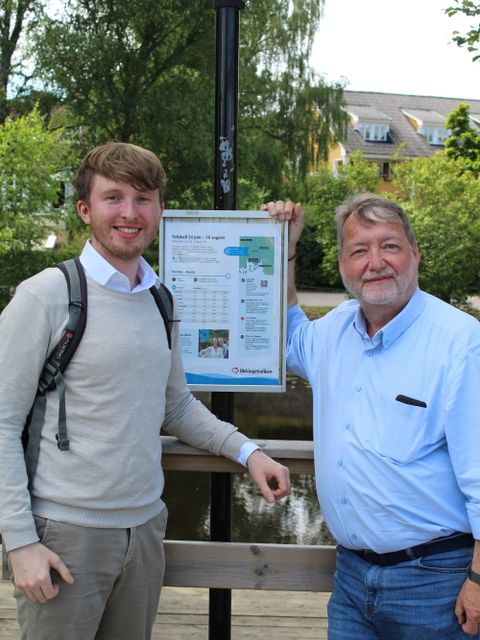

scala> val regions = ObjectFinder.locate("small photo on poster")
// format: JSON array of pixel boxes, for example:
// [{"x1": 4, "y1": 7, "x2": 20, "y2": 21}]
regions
[{"x1": 198, "y1": 329, "x2": 230, "y2": 359}]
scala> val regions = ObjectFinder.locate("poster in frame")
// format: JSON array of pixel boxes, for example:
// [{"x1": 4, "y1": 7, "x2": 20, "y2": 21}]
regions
[{"x1": 159, "y1": 210, "x2": 287, "y2": 392}]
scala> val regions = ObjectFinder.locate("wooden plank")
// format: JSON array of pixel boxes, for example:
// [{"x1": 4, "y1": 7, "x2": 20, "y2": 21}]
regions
[
  {"x1": 161, "y1": 436, "x2": 314, "y2": 474},
  {"x1": 164, "y1": 540, "x2": 335, "y2": 591},
  {"x1": 0, "y1": 583, "x2": 330, "y2": 640}
]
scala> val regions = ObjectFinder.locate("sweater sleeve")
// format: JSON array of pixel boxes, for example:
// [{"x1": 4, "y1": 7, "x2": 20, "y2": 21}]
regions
[
  {"x1": 0, "y1": 287, "x2": 52, "y2": 550},
  {"x1": 162, "y1": 301, "x2": 249, "y2": 462},
  {"x1": 0, "y1": 270, "x2": 69, "y2": 551}
]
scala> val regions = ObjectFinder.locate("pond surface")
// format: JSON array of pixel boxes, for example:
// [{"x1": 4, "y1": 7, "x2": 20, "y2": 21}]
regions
[{"x1": 162, "y1": 376, "x2": 336, "y2": 546}]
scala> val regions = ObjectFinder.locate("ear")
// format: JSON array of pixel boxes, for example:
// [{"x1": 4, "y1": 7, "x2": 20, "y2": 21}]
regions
[
  {"x1": 77, "y1": 200, "x2": 91, "y2": 225},
  {"x1": 412, "y1": 240, "x2": 421, "y2": 265}
]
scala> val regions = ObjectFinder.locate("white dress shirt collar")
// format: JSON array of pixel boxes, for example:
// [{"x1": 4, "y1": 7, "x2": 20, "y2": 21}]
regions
[{"x1": 79, "y1": 240, "x2": 159, "y2": 293}]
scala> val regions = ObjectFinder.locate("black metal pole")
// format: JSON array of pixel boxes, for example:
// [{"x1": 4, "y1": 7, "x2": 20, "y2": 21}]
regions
[{"x1": 210, "y1": 2, "x2": 245, "y2": 639}]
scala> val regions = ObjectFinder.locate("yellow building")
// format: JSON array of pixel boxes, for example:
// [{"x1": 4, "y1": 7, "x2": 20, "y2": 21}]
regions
[{"x1": 329, "y1": 90, "x2": 480, "y2": 191}]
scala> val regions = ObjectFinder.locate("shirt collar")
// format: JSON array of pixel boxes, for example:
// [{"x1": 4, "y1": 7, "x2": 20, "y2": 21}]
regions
[
  {"x1": 353, "y1": 288, "x2": 425, "y2": 349},
  {"x1": 79, "y1": 240, "x2": 159, "y2": 293}
]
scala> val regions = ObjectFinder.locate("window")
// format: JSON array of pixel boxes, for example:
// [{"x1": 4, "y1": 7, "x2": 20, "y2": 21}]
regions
[
  {"x1": 420, "y1": 127, "x2": 451, "y2": 146},
  {"x1": 355, "y1": 123, "x2": 390, "y2": 142}
]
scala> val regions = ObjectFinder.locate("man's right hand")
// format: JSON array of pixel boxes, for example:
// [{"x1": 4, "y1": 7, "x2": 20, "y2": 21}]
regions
[
  {"x1": 8, "y1": 541, "x2": 74, "y2": 603},
  {"x1": 261, "y1": 200, "x2": 305, "y2": 251}
]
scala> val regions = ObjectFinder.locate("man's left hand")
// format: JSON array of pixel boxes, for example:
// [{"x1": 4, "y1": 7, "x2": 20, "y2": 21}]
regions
[
  {"x1": 455, "y1": 578, "x2": 480, "y2": 635},
  {"x1": 246, "y1": 450, "x2": 290, "y2": 503}
]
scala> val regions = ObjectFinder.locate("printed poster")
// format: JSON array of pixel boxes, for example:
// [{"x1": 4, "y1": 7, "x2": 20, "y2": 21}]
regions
[{"x1": 159, "y1": 210, "x2": 287, "y2": 392}]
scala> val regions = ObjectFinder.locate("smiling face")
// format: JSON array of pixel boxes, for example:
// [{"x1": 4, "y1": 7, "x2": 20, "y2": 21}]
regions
[
  {"x1": 339, "y1": 214, "x2": 420, "y2": 319},
  {"x1": 76, "y1": 175, "x2": 163, "y2": 275}
]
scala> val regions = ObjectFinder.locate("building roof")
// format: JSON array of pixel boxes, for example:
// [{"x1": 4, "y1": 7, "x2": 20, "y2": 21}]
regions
[{"x1": 342, "y1": 90, "x2": 480, "y2": 160}]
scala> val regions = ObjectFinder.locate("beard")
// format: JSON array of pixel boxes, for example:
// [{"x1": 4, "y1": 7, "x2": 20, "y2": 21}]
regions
[{"x1": 341, "y1": 260, "x2": 418, "y2": 308}]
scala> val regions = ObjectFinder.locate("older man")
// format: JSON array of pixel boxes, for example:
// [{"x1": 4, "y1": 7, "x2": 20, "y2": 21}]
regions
[{"x1": 265, "y1": 193, "x2": 480, "y2": 639}]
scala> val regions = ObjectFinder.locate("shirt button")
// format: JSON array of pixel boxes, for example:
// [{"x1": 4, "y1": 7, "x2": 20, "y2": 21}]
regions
[
  {"x1": 337, "y1": 459, "x2": 343, "y2": 467},
  {"x1": 340, "y1": 497, "x2": 347, "y2": 505},
  {"x1": 351, "y1": 534, "x2": 358, "y2": 541},
  {"x1": 344, "y1": 423, "x2": 351, "y2": 430},
  {"x1": 354, "y1": 385, "x2": 362, "y2": 392},
  {"x1": 367, "y1": 350, "x2": 373, "y2": 357}
]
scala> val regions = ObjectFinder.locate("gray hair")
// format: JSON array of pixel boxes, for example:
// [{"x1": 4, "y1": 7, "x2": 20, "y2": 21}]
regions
[{"x1": 335, "y1": 193, "x2": 416, "y2": 253}]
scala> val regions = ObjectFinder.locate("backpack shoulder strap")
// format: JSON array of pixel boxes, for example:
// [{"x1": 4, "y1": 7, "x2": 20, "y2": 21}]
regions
[
  {"x1": 24, "y1": 258, "x2": 88, "y2": 487},
  {"x1": 40, "y1": 258, "x2": 88, "y2": 387},
  {"x1": 149, "y1": 282, "x2": 175, "y2": 350}
]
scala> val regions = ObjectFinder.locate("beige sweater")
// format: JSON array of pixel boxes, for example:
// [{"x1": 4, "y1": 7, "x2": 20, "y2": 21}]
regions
[{"x1": 0, "y1": 268, "x2": 248, "y2": 551}]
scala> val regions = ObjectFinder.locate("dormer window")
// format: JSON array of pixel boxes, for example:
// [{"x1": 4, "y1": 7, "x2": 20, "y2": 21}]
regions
[
  {"x1": 344, "y1": 104, "x2": 392, "y2": 144},
  {"x1": 420, "y1": 126, "x2": 451, "y2": 146},
  {"x1": 355, "y1": 122, "x2": 390, "y2": 142},
  {"x1": 402, "y1": 109, "x2": 450, "y2": 147}
]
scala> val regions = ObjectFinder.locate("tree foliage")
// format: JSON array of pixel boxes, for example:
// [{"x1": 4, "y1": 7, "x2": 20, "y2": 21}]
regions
[
  {"x1": 393, "y1": 152, "x2": 480, "y2": 302},
  {"x1": 295, "y1": 149, "x2": 480, "y2": 303},
  {"x1": 32, "y1": 0, "x2": 347, "y2": 205},
  {"x1": 444, "y1": 103, "x2": 480, "y2": 175},
  {"x1": 0, "y1": 107, "x2": 73, "y2": 254},
  {"x1": 298, "y1": 152, "x2": 379, "y2": 288},
  {"x1": 446, "y1": 1, "x2": 480, "y2": 61},
  {"x1": 0, "y1": 0, "x2": 41, "y2": 122},
  {"x1": 238, "y1": 1, "x2": 348, "y2": 198}
]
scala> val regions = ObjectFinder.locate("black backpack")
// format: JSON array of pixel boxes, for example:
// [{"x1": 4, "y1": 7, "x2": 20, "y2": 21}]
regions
[{"x1": 23, "y1": 257, "x2": 174, "y2": 488}]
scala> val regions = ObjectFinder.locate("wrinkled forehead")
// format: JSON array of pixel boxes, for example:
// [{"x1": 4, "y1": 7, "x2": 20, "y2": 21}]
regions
[{"x1": 342, "y1": 214, "x2": 409, "y2": 246}]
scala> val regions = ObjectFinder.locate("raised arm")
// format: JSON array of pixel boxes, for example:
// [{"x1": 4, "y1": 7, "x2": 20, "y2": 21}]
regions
[{"x1": 261, "y1": 200, "x2": 304, "y2": 307}]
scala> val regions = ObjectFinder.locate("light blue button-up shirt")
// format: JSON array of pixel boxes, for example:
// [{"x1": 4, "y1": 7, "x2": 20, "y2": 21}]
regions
[
  {"x1": 287, "y1": 288, "x2": 480, "y2": 552},
  {"x1": 78, "y1": 241, "x2": 258, "y2": 466}
]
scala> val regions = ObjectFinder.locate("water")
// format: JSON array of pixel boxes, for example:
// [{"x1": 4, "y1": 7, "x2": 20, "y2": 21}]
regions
[{"x1": 162, "y1": 376, "x2": 336, "y2": 546}]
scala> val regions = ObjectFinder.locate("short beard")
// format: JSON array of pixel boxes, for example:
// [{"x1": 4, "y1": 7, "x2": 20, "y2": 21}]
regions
[{"x1": 341, "y1": 262, "x2": 418, "y2": 308}]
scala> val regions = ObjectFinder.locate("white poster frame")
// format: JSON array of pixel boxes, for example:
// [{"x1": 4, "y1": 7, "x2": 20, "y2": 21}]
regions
[{"x1": 159, "y1": 210, "x2": 287, "y2": 392}]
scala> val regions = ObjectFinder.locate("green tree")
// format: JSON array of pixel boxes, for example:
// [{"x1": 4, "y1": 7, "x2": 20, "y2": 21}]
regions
[
  {"x1": 238, "y1": 1, "x2": 348, "y2": 198},
  {"x1": 298, "y1": 152, "x2": 379, "y2": 288},
  {"x1": 444, "y1": 103, "x2": 480, "y2": 175},
  {"x1": 33, "y1": 0, "x2": 347, "y2": 205},
  {"x1": 0, "y1": 107, "x2": 73, "y2": 253},
  {"x1": 446, "y1": 1, "x2": 480, "y2": 61},
  {"x1": 0, "y1": 0, "x2": 41, "y2": 123},
  {"x1": 393, "y1": 151, "x2": 480, "y2": 302},
  {"x1": 33, "y1": 0, "x2": 215, "y2": 205},
  {"x1": 0, "y1": 107, "x2": 75, "y2": 309}
]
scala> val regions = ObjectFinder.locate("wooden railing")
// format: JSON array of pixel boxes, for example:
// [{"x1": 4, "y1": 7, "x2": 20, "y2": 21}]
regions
[
  {"x1": 161, "y1": 436, "x2": 336, "y2": 592},
  {"x1": 2, "y1": 437, "x2": 336, "y2": 591}
]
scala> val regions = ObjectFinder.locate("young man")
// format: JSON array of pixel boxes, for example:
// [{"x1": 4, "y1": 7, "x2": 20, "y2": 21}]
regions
[
  {"x1": 265, "y1": 194, "x2": 480, "y2": 639},
  {"x1": 0, "y1": 142, "x2": 290, "y2": 640}
]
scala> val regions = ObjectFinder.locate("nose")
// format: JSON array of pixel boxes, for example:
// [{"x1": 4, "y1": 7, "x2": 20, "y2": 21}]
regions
[
  {"x1": 120, "y1": 198, "x2": 137, "y2": 219},
  {"x1": 366, "y1": 247, "x2": 387, "y2": 272}
]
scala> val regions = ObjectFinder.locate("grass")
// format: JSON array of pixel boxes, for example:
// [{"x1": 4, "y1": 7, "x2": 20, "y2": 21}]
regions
[{"x1": 302, "y1": 305, "x2": 333, "y2": 320}]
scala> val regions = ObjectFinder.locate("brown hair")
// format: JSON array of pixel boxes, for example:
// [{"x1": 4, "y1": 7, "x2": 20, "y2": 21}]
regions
[
  {"x1": 335, "y1": 192, "x2": 415, "y2": 253},
  {"x1": 73, "y1": 142, "x2": 167, "y2": 203}
]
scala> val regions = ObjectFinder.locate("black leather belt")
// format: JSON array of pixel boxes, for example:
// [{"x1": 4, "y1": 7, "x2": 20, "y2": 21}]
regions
[{"x1": 349, "y1": 532, "x2": 474, "y2": 567}]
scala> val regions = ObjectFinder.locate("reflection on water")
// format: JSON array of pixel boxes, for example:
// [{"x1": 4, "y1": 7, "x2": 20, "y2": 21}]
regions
[{"x1": 163, "y1": 376, "x2": 336, "y2": 546}]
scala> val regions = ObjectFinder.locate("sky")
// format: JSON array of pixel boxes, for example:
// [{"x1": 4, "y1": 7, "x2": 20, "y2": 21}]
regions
[{"x1": 310, "y1": 0, "x2": 480, "y2": 100}]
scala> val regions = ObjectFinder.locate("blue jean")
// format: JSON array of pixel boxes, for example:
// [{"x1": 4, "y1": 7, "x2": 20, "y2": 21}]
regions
[{"x1": 328, "y1": 545, "x2": 478, "y2": 639}]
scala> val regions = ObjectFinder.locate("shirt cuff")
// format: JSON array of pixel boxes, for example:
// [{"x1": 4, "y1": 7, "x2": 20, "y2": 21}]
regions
[{"x1": 236, "y1": 441, "x2": 261, "y2": 467}]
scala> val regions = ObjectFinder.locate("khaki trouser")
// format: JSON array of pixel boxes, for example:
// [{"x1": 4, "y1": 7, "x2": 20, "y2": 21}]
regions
[{"x1": 13, "y1": 508, "x2": 167, "y2": 640}]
